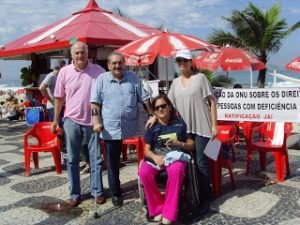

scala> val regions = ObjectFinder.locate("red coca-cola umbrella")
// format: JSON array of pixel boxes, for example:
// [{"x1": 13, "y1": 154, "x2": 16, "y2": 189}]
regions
[
  {"x1": 115, "y1": 31, "x2": 215, "y2": 66},
  {"x1": 194, "y1": 47, "x2": 265, "y2": 87},
  {"x1": 285, "y1": 56, "x2": 300, "y2": 72},
  {"x1": 0, "y1": 0, "x2": 160, "y2": 59}
]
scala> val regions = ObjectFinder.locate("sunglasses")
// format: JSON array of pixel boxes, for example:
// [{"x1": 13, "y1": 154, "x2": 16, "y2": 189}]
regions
[
  {"x1": 154, "y1": 103, "x2": 168, "y2": 111},
  {"x1": 175, "y1": 58, "x2": 190, "y2": 63}
]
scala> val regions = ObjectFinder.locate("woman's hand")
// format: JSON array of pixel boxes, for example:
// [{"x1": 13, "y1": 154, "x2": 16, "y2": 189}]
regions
[
  {"x1": 166, "y1": 139, "x2": 181, "y2": 148},
  {"x1": 211, "y1": 124, "x2": 218, "y2": 140},
  {"x1": 153, "y1": 154, "x2": 164, "y2": 166}
]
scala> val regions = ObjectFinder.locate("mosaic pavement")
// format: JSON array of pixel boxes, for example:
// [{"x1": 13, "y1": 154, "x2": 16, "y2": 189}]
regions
[{"x1": 0, "y1": 119, "x2": 299, "y2": 225}]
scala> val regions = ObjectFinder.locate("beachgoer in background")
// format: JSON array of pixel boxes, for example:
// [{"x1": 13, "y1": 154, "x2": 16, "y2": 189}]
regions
[
  {"x1": 51, "y1": 41, "x2": 106, "y2": 207},
  {"x1": 18, "y1": 99, "x2": 25, "y2": 120},
  {"x1": 233, "y1": 83, "x2": 243, "y2": 88},
  {"x1": 91, "y1": 52, "x2": 152, "y2": 206},
  {"x1": 4, "y1": 97, "x2": 22, "y2": 120},
  {"x1": 39, "y1": 59, "x2": 66, "y2": 121},
  {"x1": 0, "y1": 101, "x2": 4, "y2": 118},
  {"x1": 139, "y1": 94, "x2": 194, "y2": 224}
]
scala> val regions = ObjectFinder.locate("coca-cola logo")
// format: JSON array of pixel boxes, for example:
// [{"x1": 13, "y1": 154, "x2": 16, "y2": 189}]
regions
[
  {"x1": 127, "y1": 55, "x2": 150, "y2": 64},
  {"x1": 201, "y1": 53, "x2": 220, "y2": 63},
  {"x1": 128, "y1": 55, "x2": 139, "y2": 64},
  {"x1": 203, "y1": 58, "x2": 218, "y2": 63},
  {"x1": 225, "y1": 58, "x2": 243, "y2": 63},
  {"x1": 208, "y1": 53, "x2": 220, "y2": 59},
  {"x1": 290, "y1": 61, "x2": 300, "y2": 69}
]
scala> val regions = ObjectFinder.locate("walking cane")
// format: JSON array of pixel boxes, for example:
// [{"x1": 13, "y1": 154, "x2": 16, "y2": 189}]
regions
[{"x1": 90, "y1": 132, "x2": 102, "y2": 219}]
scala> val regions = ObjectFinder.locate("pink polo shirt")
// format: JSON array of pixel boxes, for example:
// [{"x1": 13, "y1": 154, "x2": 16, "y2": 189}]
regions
[{"x1": 54, "y1": 62, "x2": 105, "y2": 126}]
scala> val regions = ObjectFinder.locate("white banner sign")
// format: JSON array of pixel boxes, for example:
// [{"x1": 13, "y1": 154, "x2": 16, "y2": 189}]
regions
[{"x1": 214, "y1": 87, "x2": 300, "y2": 122}]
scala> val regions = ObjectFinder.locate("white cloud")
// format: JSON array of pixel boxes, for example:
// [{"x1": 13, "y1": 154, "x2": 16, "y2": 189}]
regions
[
  {"x1": 108, "y1": 0, "x2": 227, "y2": 35},
  {"x1": 288, "y1": 7, "x2": 300, "y2": 14},
  {"x1": 0, "y1": 0, "x2": 86, "y2": 42}
]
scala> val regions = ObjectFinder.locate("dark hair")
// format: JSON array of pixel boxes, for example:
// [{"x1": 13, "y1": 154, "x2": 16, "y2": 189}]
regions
[
  {"x1": 151, "y1": 94, "x2": 177, "y2": 122},
  {"x1": 233, "y1": 83, "x2": 243, "y2": 88}
]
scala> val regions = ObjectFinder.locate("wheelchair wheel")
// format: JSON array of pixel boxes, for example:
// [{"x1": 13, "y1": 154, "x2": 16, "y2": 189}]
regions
[
  {"x1": 178, "y1": 158, "x2": 202, "y2": 222},
  {"x1": 138, "y1": 178, "x2": 146, "y2": 206}
]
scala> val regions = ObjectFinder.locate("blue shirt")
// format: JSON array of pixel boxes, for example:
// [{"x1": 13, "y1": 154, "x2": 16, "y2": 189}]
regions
[
  {"x1": 91, "y1": 70, "x2": 150, "y2": 140},
  {"x1": 144, "y1": 117, "x2": 189, "y2": 155}
]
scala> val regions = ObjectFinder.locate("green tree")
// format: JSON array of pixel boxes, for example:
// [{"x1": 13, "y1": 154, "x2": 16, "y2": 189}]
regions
[
  {"x1": 198, "y1": 69, "x2": 233, "y2": 87},
  {"x1": 208, "y1": 3, "x2": 300, "y2": 88}
]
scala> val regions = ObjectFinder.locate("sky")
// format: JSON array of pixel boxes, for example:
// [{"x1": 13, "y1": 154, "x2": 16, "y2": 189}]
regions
[{"x1": 0, "y1": 0, "x2": 299, "y2": 85}]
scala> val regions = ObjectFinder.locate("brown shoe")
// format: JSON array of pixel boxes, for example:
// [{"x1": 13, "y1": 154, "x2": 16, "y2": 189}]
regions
[
  {"x1": 69, "y1": 198, "x2": 81, "y2": 207},
  {"x1": 96, "y1": 195, "x2": 106, "y2": 204}
]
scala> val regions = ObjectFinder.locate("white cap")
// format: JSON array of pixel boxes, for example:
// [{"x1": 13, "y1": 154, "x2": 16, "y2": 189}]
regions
[{"x1": 175, "y1": 49, "x2": 192, "y2": 60}]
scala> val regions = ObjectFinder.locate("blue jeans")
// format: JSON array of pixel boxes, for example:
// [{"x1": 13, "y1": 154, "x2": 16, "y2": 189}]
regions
[
  {"x1": 194, "y1": 134, "x2": 212, "y2": 201},
  {"x1": 64, "y1": 118, "x2": 104, "y2": 199},
  {"x1": 47, "y1": 108, "x2": 54, "y2": 122},
  {"x1": 104, "y1": 140, "x2": 122, "y2": 197},
  {"x1": 48, "y1": 107, "x2": 64, "y2": 126}
]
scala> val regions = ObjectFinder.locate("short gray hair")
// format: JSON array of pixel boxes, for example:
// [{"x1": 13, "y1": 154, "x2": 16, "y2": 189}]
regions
[{"x1": 107, "y1": 52, "x2": 125, "y2": 64}]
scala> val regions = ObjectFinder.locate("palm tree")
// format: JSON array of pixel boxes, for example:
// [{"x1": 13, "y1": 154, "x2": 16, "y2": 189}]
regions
[{"x1": 208, "y1": 3, "x2": 300, "y2": 88}]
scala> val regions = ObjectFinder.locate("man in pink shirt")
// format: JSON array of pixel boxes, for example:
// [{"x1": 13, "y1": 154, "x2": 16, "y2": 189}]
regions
[{"x1": 51, "y1": 41, "x2": 106, "y2": 207}]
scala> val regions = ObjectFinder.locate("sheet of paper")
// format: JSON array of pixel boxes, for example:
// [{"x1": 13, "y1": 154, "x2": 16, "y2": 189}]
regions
[{"x1": 203, "y1": 138, "x2": 222, "y2": 161}]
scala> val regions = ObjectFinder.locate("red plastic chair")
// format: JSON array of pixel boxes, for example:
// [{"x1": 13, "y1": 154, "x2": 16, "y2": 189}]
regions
[
  {"x1": 100, "y1": 137, "x2": 145, "y2": 170},
  {"x1": 23, "y1": 122, "x2": 62, "y2": 176},
  {"x1": 210, "y1": 123, "x2": 236, "y2": 198},
  {"x1": 122, "y1": 137, "x2": 145, "y2": 165},
  {"x1": 246, "y1": 122, "x2": 292, "y2": 182},
  {"x1": 217, "y1": 121, "x2": 237, "y2": 161}
]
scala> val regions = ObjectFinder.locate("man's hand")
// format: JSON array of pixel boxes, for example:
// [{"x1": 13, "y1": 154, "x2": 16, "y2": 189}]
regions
[
  {"x1": 51, "y1": 121, "x2": 59, "y2": 134},
  {"x1": 145, "y1": 115, "x2": 157, "y2": 128},
  {"x1": 93, "y1": 123, "x2": 104, "y2": 133}
]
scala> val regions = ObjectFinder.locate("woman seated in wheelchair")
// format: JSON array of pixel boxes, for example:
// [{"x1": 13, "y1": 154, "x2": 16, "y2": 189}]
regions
[{"x1": 138, "y1": 94, "x2": 194, "y2": 225}]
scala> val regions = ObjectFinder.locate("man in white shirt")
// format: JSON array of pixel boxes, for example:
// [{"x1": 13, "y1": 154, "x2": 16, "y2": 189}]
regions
[{"x1": 39, "y1": 60, "x2": 66, "y2": 121}]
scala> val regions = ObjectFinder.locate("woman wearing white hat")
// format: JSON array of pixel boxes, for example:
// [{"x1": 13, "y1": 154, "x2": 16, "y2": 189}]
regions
[
  {"x1": 147, "y1": 49, "x2": 217, "y2": 216},
  {"x1": 169, "y1": 49, "x2": 217, "y2": 214}
]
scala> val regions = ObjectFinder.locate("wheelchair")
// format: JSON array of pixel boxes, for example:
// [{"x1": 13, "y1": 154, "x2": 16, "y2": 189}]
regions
[{"x1": 138, "y1": 156, "x2": 201, "y2": 223}]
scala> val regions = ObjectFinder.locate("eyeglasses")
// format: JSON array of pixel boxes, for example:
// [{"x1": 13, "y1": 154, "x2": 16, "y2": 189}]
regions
[
  {"x1": 175, "y1": 58, "x2": 190, "y2": 63},
  {"x1": 154, "y1": 103, "x2": 168, "y2": 111}
]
